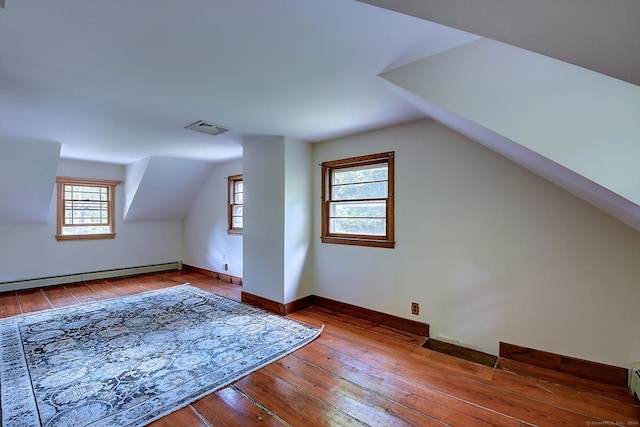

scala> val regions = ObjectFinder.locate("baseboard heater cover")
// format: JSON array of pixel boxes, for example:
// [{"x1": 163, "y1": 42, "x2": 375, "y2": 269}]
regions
[
  {"x1": 0, "y1": 262, "x2": 182, "y2": 292},
  {"x1": 631, "y1": 362, "x2": 640, "y2": 399},
  {"x1": 423, "y1": 338, "x2": 498, "y2": 367}
]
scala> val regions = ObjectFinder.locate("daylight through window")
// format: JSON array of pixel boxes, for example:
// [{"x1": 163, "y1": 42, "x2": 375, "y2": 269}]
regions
[
  {"x1": 321, "y1": 152, "x2": 394, "y2": 248},
  {"x1": 227, "y1": 174, "x2": 243, "y2": 234},
  {"x1": 56, "y1": 177, "x2": 120, "y2": 241}
]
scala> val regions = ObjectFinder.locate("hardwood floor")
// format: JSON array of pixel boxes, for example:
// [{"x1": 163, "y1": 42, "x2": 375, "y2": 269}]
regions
[{"x1": 1, "y1": 271, "x2": 638, "y2": 426}]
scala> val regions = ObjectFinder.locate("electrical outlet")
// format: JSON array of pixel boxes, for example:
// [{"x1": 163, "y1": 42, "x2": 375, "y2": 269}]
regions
[{"x1": 411, "y1": 302, "x2": 419, "y2": 315}]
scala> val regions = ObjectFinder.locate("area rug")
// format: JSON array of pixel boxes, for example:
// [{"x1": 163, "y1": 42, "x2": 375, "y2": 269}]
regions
[{"x1": 0, "y1": 284, "x2": 322, "y2": 427}]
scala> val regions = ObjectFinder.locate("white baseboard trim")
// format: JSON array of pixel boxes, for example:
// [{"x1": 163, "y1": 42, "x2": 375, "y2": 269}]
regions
[{"x1": 0, "y1": 262, "x2": 182, "y2": 292}]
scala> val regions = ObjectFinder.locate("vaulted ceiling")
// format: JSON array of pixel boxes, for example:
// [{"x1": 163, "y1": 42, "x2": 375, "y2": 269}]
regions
[
  {"x1": 364, "y1": 0, "x2": 640, "y2": 230},
  {"x1": 0, "y1": 0, "x2": 479, "y2": 164},
  {"x1": 0, "y1": 0, "x2": 638, "y2": 229},
  {"x1": 361, "y1": 0, "x2": 640, "y2": 86}
]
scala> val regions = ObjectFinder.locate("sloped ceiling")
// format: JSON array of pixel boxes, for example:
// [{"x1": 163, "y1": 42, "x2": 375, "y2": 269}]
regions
[
  {"x1": 381, "y1": 39, "x2": 640, "y2": 230},
  {"x1": 382, "y1": 82, "x2": 640, "y2": 231},
  {"x1": 360, "y1": 0, "x2": 640, "y2": 86},
  {"x1": 365, "y1": 0, "x2": 640, "y2": 231},
  {"x1": 0, "y1": 1, "x2": 638, "y2": 229},
  {"x1": 0, "y1": 0, "x2": 478, "y2": 164},
  {"x1": 0, "y1": 136, "x2": 61, "y2": 224},
  {"x1": 123, "y1": 157, "x2": 213, "y2": 222}
]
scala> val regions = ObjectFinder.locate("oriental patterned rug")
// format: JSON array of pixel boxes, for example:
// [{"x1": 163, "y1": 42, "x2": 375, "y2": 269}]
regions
[{"x1": 0, "y1": 284, "x2": 322, "y2": 427}]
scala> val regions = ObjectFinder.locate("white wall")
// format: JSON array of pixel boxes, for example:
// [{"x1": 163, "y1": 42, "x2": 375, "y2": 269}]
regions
[
  {"x1": 182, "y1": 159, "x2": 243, "y2": 277},
  {"x1": 0, "y1": 159, "x2": 182, "y2": 283},
  {"x1": 312, "y1": 119, "x2": 640, "y2": 368},
  {"x1": 124, "y1": 157, "x2": 214, "y2": 222},
  {"x1": 0, "y1": 135, "x2": 61, "y2": 224},
  {"x1": 243, "y1": 137, "x2": 286, "y2": 302},
  {"x1": 4, "y1": 122, "x2": 637, "y2": 370},
  {"x1": 284, "y1": 137, "x2": 313, "y2": 303},
  {"x1": 241, "y1": 136, "x2": 314, "y2": 304},
  {"x1": 123, "y1": 157, "x2": 150, "y2": 219},
  {"x1": 383, "y1": 38, "x2": 640, "y2": 206}
]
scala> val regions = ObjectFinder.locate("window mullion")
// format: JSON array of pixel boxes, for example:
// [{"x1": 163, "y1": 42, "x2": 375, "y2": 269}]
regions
[
  {"x1": 227, "y1": 174, "x2": 243, "y2": 235},
  {"x1": 55, "y1": 176, "x2": 120, "y2": 241},
  {"x1": 321, "y1": 152, "x2": 394, "y2": 248}
]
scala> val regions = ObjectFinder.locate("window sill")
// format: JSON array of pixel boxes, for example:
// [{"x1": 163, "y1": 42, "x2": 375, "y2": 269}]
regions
[
  {"x1": 56, "y1": 233, "x2": 116, "y2": 241},
  {"x1": 227, "y1": 229, "x2": 243, "y2": 236},
  {"x1": 321, "y1": 236, "x2": 395, "y2": 249}
]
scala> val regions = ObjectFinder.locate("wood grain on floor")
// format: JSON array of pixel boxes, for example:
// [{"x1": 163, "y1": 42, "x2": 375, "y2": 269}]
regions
[{"x1": 2, "y1": 271, "x2": 638, "y2": 426}]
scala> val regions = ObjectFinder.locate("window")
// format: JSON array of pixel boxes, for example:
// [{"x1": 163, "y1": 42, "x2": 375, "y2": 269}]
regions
[
  {"x1": 321, "y1": 151, "x2": 394, "y2": 248},
  {"x1": 227, "y1": 174, "x2": 243, "y2": 234},
  {"x1": 55, "y1": 177, "x2": 120, "y2": 241}
]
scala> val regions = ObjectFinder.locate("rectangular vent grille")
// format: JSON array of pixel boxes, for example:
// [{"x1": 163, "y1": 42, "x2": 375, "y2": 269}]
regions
[{"x1": 185, "y1": 120, "x2": 230, "y2": 136}]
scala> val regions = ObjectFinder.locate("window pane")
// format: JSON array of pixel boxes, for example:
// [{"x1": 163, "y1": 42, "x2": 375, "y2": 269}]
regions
[
  {"x1": 64, "y1": 200, "x2": 108, "y2": 225},
  {"x1": 84, "y1": 190, "x2": 102, "y2": 201},
  {"x1": 321, "y1": 152, "x2": 393, "y2": 247},
  {"x1": 330, "y1": 201, "x2": 385, "y2": 217},
  {"x1": 332, "y1": 164, "x2": 387, "y2": 185},
  {"x1": 57, "y1": 178, "x2": 118, "y2": 240},
  {"x1": 62, "y1": 225, "x2": 110, "y2": 235},
  {"x1": 331, "y1": 181, "x2": 387, "y2": 200},
  {"x1": 330, "y1": 218, "x2": 386, "y2": 235},
  {"x1": 227, "y1": 175, "x2": 243, "y2": 234},
  {"x1": 65, "y1": 185, "x2": 108, "y2": 202}
]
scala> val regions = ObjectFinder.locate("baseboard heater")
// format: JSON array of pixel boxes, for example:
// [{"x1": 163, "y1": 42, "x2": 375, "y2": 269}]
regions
[
  {"x1": 631, "y1": 362, "x2": 640, "y2": 400},
  {"x1": 0, "y1": 262, "x2": 182, "y2": 293}
]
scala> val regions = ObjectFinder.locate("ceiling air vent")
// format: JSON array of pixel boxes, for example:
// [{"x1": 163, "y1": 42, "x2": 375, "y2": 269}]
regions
[{"x1": 184, "y1": 120, "x2": 230, "y2": 136}]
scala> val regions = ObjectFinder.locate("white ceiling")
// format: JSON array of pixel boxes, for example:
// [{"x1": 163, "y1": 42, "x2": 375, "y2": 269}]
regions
[
  {"x1": 1, "y1": 0, "x2": 637, "y2": 230},
  {"x1": 361, "y1": 0, "x2": 640, "y2": 86},
  {"x1": 0, "y1": 0, "x2": 478, "y2": 164}
]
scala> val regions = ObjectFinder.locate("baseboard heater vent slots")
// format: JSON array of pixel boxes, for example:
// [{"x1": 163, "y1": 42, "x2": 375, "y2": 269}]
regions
[
  {"x1": 0, "y1": 262, "x2": 181, "y2": 292},
  {"x1": 423, "y1": 338, "x2": 498, "y2": 367},
  {"x1": 631, "y1": 362, "x2": 640, "y2": 400}
]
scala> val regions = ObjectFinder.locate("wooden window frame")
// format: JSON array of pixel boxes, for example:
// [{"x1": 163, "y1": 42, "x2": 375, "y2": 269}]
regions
[
  {"x1": 55, "y1": 176, "x2": 121, "y2": 241},
  {"x1": 227, "y1": 174, "x2": 243, "y2": 235},
  {"x1": 321, "y1": 151, "x2": 395, "y2": 248}
]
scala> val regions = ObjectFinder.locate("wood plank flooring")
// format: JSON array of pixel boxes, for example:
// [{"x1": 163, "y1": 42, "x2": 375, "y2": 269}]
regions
[{"x1": 1, "y1": 271, "x2": 638, "y2": 426}]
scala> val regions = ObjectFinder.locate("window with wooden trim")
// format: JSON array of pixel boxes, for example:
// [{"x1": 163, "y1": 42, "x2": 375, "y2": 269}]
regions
[
  {"x1": 55, "y1": 177, "x2": 120, "y2": 241},
  {"x1": 321, "y1": 151, "x2": 394, "y2": 248},
  {"x1": 227, "y1": 174, "x2": 243, "y2": 235}
]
